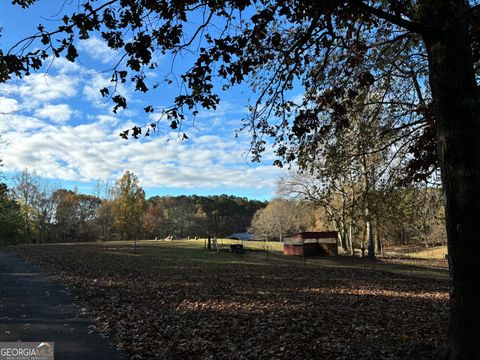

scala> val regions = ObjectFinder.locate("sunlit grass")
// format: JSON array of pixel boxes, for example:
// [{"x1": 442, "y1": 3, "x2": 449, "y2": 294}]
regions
[
  {"x1": 76, "y1": 239, "x2": 448, "y2": 280},
  {"x1": 100, "y1": 239, "x2": 447, "y2": 261},
  {"x1": 383, "y1": 245, "x2": 447, "y2": 259},
  {"x1": 216, "y1": 238, "x2": 284, "y2": 252},
  {"x1": 97, "y1": 238, "x2": 284, "y2": 252}
]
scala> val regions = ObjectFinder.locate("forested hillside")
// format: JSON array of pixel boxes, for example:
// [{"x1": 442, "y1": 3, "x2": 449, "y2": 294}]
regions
[{"x1": 0, "y1": 169, "x2": 266, "y2": 244}]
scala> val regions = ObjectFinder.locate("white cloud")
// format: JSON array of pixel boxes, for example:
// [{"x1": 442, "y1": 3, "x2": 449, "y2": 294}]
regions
[
  {"x1": 0, "y1": 48, "x2": 281, "y2": 199},
  {"x1": 77, "y1": 37, "x2": 119, "y2": 64},
  {"x1": 82, "y1": 73, "x2": 111, "y2": 107},
  {"x1": 50, "y1": 57, "x2": 84, "y2": 75},
  {"x1": 0, "y1": 113, "x2": 48, "y2": 133},
  {"x1": 1, "y1": 111, "x2": 284, "y2": 195},
  {"x1": 0, "y1": 97, "x2": 19, "y2": 113},
  {"x1": 35, "y1": 104, "x2": 73, "y2": 122},
  {"x1": 0, "y1": 73, "x2": 77, "y2": 107},
  {"x1": 97, "y1": 114, "x2": 119, "y2": 125},
  {"x1": 82, "y1": 72, "x2": 132, "y2": 111},
  {"x1": 20, "y1": 74, "x2": 77, "y2": 102}
]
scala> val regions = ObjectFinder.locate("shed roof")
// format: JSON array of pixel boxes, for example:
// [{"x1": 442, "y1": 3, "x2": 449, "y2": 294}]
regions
[{"x1": 284, "y1": 231, "x2": 338, "y2": 239}]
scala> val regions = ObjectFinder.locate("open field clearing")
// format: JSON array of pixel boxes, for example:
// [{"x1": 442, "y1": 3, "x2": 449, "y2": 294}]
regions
[
  {"x1": 159, "y1": 239, "x2": 448, "y2": 260},
  {"x1": 5, "y1": 240, "x2": 449, "y2": 359},
  {"x1": 382, "y1": 245, "x2": 448, "y2": 260}
]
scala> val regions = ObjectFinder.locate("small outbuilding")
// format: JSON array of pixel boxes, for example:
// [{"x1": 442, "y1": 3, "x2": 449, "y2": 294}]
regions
[{"x1": 283, "y1": 231, "x2": 338, "y2": 256}]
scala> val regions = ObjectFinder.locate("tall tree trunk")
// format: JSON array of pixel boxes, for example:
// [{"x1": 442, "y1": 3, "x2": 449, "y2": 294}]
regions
[
  {"x1": 361, "y1": 154, "x2": 375, "y2": 259},
  {"x1": 421, "y1": 1, "x2": 480, "y2": 358},
  {"x1": 365, "y1": 215, "x2": 374, "y2": 259},
  {"x1": 341, "y1": 224, "x2": 348, "y2": 252},
  {"x1": 348, "y1": 221, "x2": 354, "y2": 255},
  {"x1": 340, "y1": 193, "x2": 349, "y2": 251},
  {"x1": 375, "y1": 218, "x2": 382, "y2": 256}
]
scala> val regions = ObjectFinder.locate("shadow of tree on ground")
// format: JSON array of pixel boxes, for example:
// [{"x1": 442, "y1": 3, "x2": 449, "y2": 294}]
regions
[{"x1": 6, "y1": 243, "x2": 449, "y2": 360}]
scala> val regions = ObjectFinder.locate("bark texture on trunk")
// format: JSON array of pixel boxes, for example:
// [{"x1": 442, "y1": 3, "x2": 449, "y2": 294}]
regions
[
  {"x1": 375, "y1": 219, "x2": 382, "y2": 256},
  {"x1": 361, "y1": 155, "x2": 375, "y2": 259},
  {"x1": 348, "y1": 222, "x2": 354, "y2": 255},
  {"x1": 366, "y1": 217, "x2": 375, "y2": 259},
  {"x1": 421, "y1": 1, "x2": 480, "y2": 358}
]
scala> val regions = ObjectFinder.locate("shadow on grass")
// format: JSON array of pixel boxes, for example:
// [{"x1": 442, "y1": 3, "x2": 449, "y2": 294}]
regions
[
  {"x1": 4, "y1": 242, "x2": 450, "y2": 360},
  {"x1": 103, "y1": 241, "x2": 450, "y2": 281}
]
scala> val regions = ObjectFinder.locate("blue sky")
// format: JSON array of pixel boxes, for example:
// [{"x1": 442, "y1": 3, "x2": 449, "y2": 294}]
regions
[{"x1": 0, "y1": 2, "x2": 288, "y2": 200}]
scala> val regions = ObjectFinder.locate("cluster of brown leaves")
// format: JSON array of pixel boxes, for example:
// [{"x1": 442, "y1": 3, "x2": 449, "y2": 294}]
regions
[{"x1": 9, "y1": 243, "x2": 449, "y2": 360}]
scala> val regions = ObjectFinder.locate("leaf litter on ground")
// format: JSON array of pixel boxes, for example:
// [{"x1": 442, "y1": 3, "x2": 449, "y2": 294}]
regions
[{"x1": 6, "y1": 242, "x2": 449, "y2": 360}]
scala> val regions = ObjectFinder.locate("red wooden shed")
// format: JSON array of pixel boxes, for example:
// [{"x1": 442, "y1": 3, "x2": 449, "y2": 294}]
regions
[{"x1": 283, "y1": 231, "x2": 338, "y2": 256}]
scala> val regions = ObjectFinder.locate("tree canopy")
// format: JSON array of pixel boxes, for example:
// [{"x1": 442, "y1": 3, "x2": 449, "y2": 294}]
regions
[
  {"x1": 2, "y1": 0, "x2": 448, "y2": 177},
  {"x1": 3, "y1": 169, "x2": 267, "y2": 243},
  {"x1": 0, "y1": 183, "x2": 24, "y2": 244}
]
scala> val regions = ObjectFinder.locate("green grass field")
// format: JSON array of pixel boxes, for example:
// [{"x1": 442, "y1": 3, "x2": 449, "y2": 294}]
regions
[{"x1": 189, "y1": 238, "x2": 285, "y2": 252}]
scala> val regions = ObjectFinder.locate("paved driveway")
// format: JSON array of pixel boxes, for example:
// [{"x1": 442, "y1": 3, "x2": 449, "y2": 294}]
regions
[{"x1": 0, "y1": 252, "x2": 127, "y2": 360}]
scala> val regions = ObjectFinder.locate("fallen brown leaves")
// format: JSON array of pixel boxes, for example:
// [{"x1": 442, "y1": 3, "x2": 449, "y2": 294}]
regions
[{"x1": 8, "y1": 242, "x2": 449, "y2": 360}]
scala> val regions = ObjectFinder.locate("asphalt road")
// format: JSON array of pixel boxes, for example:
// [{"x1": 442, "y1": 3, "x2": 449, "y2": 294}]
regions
[{"x1": 0, "y1": 252, "x2": 127, "y2": 360}]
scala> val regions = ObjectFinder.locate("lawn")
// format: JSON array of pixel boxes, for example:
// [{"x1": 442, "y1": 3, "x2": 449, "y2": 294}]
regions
[
  {"x1": 216, "y1": 239, "x2": 285, "y2": 252},
  {"x1": 198, "y1": 238, "x2": 448, "y2": 260},
  {"x1": 382, "y1": 245, "x2": 448, "y2": 260},
  {"x1": 5, "y1": 240, "x2": 449, "y2": 359}
]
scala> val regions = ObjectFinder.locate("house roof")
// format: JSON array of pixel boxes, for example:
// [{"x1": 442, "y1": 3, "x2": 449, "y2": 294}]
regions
[{"x1": 227, "y1": 232, "x2": 253, "y2": 240}]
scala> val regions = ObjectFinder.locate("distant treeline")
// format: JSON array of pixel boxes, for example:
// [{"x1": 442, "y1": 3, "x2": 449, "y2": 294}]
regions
[
  {"x1": 0, "y1": 169, "x2": 266, "y2": 245},
  {"x1": 0, "y1": 169, "x2": 447, "y2": 250},
  {"x1": 145, "y1": 195, "x2": 266, "y2": 239}
]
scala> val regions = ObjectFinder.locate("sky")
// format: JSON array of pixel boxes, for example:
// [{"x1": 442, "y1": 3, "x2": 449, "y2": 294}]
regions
[{"x1": 0, "y1": 2, "x2": 290, "y2": 200}]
